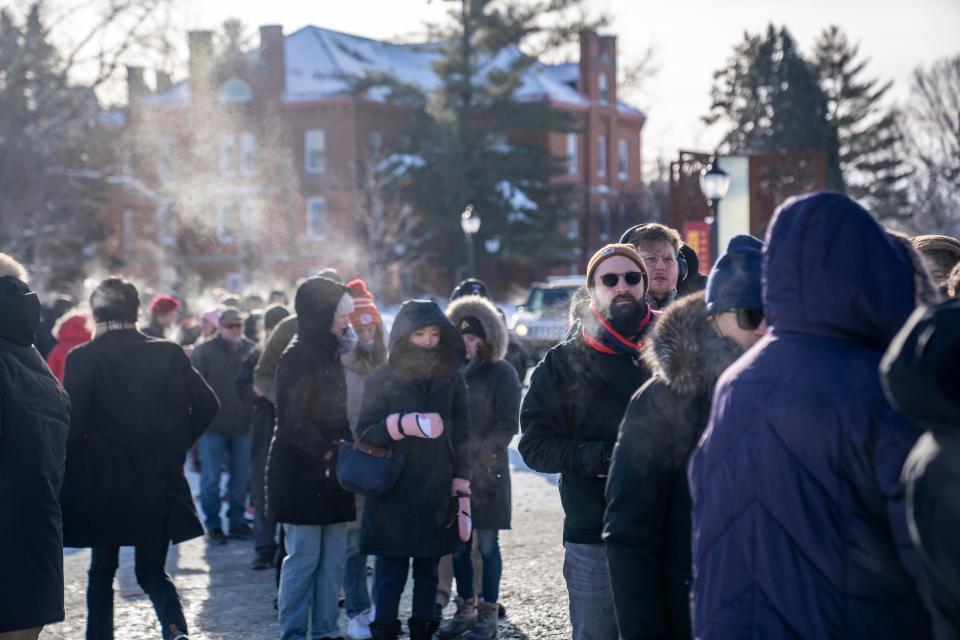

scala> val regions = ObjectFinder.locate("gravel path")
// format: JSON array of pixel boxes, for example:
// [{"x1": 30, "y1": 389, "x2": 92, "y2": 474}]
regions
[{"x1": 41, "y1": 465, "x2": 570, "y2": 639}]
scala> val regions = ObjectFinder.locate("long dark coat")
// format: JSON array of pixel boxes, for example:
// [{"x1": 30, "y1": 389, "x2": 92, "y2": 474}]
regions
[
  {"x1": 603, "y1": 293, "x2": 741, "y2": 640},
  {"x1": 883, "y1": 298, "x2": 960, "y2": 639},
  {"x1": 689, "y1": 193, "x2": 932, "y2": 639},
  {"x1": 266, "y1": 277, "x2": 355, "y2": 525},
  {"x1": 61, "y1": 329, "x2": 219, "y2": 548},
  {"x1": 0, "y1": 276, "x2": 70, "y2": 634},
  {"x1": 447, "y1": 295, "x2": 521, "y2": 530},
  {"x1": 357, "y1": 300, "x2": 471, "y2": 559},
  {"x1": 190, "y1": 333, "x2": 255, "y2": 435}
]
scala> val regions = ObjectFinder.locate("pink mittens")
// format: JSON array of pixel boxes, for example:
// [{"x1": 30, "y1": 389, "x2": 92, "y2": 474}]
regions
[
  {"x1": 385, "y1": 412, "x2": 445, "y2": 440},
  {"x1": 452, "y1": 478, "x2": 472, "y2": 542}
]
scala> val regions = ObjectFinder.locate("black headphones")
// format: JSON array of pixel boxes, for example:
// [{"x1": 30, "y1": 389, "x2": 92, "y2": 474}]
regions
[{"x1": 619, "y1": 223, "x2": 689, "y2": 284}]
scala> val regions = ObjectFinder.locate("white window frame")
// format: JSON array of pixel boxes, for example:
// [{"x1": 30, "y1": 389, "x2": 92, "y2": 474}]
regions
[
  {"x1": 566, "y1": 133, "x2": 578, "y2": 175},
  {"x1": 156, "y1": 140, "x2": 174, "y2": 182},
  {"x1": 216, "y1": 201, "x2": 236, "y2": 244},
  {"x1": 618, "y1": 138, "x2": 628, "y2": 180},
  {"x1": 240, "y1": 132, "x2": 256, "y2": 177},
  {"x1": 220, "y1": 134, "x2": 237, "y2": 177},
  {"x1": 598, "y1": 199, "x2": 611, "y2": 242},
  {"x1": 156, "y1": 201, "x2": 177, "y2": 246},
  {"x1": 305, "y1": 129, "x2": 326, "y2": 175},
  {"x1": 597, "y1": 135, "x2": 607, "y2": 177},
  {"x1": 567, "y1": 216, "x2": 579, "y2": 241},
  {"x1": 306, "y1": 196, "x2": 327, "y2": 241},
  {"x1": 598, "y1": 72, "x2": 609, "y2": 105},
  {"x1": 239, "y1": 200, "x2": 258, "y2": 242}
]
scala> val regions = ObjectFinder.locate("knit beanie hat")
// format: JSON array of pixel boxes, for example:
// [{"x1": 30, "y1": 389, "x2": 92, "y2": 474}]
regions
[
  {"x1": 911, "y1": 234, "x2": 960, "y2": 257},
  {"x1": 451, "y1": 278, "x2": 491, "y2": 301},
  {"x1": 586, "y1": 243, "x2": 648, "y2": 290},
  {"x1": 457, "y1": 316, "x2": 486, "y2": 339},
  {"x1": 705, "y1": 235, "x2": 764, "y2": 314},
  {"x1": 149, "y1": 293, "x2": 180, "y2": 316},
  {"x1": 263, "y1": 303, "x2": 291, "y2": 332},
  {"x1": 347, "y1": 279, "x2": 382, "y2": 327}
]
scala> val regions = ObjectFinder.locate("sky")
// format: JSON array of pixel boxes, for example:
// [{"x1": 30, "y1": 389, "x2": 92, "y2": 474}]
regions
[{"x1": 82, "y1": 0, "x2": 960, "y2": 173}]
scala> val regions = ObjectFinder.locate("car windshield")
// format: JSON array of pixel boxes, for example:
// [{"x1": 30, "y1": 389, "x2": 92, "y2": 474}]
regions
[{"x1": 525, "y1": 286, "x2": 576, "y2": 315}]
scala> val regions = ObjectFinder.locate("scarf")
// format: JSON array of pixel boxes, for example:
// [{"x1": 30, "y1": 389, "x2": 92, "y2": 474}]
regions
[
  {"x1": 582, "y1": 303, "x2": 654, "y2": 357},
  {"x1": 96, "y1": 321, "x2": 137, "y2": 337}
]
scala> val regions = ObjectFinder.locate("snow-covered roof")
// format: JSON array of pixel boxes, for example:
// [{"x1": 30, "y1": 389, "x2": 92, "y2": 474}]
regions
[{"x1": 142, "y1": 80, "x2": 190, "y2": 107}]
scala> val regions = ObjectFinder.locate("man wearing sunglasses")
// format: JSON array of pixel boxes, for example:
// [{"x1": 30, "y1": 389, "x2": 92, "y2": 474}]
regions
[
  {"x1": 191, "y1": 307, "x2": 256, "y2": 545},
  {"x1": 520, "y1": 243, "x2": 657, "y2": 640},
  {"x1": 603, "y1": 235, "x2": 765, "y2": 640}
]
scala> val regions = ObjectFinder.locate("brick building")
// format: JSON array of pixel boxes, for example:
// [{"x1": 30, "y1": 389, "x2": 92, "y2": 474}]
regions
[{"x1": 102, "y1": 25, "x2": 645, "y2": 296}]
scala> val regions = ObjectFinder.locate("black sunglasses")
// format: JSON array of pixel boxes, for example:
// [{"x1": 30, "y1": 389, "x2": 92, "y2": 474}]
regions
[
  {"x1": 599, "y1": 271, "x2": 644, "y2": 288},
  {"x1": 735, "y1": 308, "x2": 765, "y2": 331},
  {"x1": 222, "y1": 322, "x2": 243, "y2": 329}
]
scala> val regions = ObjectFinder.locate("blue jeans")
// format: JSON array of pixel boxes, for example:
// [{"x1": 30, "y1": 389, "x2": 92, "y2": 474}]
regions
[
  {"x1": 199, "y1": 431, "x2": 252, "y2": 532},
  {"x1": 344, "y1": 529, "x2": 371, "y2": 617},
  {"x1": 562, "y1": 542, "x2": 619, "y2": 640},
  {"x1": 452, "y1": 529, "x2": 502, "y2": 603},
  {"x1": 278, "y1": 523, "x2": 348, "y2": 640},
  {"x1": 375, "y1": 556, "x2": 439, "y2": 623}
]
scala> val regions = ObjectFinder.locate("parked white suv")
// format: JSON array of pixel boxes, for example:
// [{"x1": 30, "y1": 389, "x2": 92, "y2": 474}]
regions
[{"x1": 509, "y1": 276, "x2": 585, "y2": 361}]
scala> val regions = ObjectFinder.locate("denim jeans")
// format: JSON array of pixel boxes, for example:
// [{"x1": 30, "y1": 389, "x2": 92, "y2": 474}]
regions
[
  {"x1": 343, "y1": 529, "x2": 372, "y2": 617},
  {"x1": 452, "y1": 529, "x2": 502, "y2": 603},
  {"x1": 375, "y1": 556, "x2": 439, "y2": 623},
  {"x1": 87, "y1": 537, "x2": 187, "y2": 640},
  {"x1": 278, "y1": 523, "x2": 348, "y2": 640},
  {"x1": 199, "y1": 431, "x2": 252, "y2": 532},
  {"x1": 562, "y1": 542, "x2": 619, "y2": 640}
]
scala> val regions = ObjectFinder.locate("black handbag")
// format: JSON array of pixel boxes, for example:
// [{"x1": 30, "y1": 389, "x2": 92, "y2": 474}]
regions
[{"x1": 336, "y1": 427, "x2": 405, "y2": 498}]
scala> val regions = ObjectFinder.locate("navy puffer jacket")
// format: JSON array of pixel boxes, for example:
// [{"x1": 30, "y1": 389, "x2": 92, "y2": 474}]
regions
[{"x1": 688, "y1": 192, "x2": 932, "y2": 639}]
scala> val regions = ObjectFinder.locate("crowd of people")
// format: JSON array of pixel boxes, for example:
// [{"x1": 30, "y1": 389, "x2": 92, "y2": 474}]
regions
[{"x1": 1, "y1": 191, "x2": 959, "y2": 640}]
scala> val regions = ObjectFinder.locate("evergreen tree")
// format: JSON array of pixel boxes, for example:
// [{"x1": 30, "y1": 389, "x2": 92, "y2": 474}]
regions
[
  {"x1": 813, "y1": 26, "x2": 912, "y2": 219},
  {"x1": 705, "y1": 25, "x2": 842, "y2": 190}
]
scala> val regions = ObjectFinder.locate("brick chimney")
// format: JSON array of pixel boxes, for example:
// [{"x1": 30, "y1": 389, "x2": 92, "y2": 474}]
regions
[
  {"x1": 126, "y1": 65, "x2": 148, "y2": 105},
  {"x1": 188, "y1": 30, "x2": 215, "y2": 99},
  {"x1": 259, "y1": 25, "x2": 285, "y2": 98},
  {"x1": 155, "y1": 70, "x2": 172, "y2": 93},
  {"x1": 578, "y1": 31, "x2": 617, "y2": 107}
]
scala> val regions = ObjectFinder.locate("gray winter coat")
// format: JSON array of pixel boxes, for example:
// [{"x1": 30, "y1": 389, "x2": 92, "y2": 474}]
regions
[{"x1": 190, "y1": 334, "x2": 255, "y2": 435}]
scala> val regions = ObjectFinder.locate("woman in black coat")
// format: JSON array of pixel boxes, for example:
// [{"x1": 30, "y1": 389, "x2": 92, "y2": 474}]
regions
[
  {"x1": 356, "y1": 300, "x2": 472, "y2": 640},
  {"x1": 60, "y1": 277, "x2": 219, "y2": 640},
  {"x1": 441, "y1": 295, "x2": 521, "y2": 639},
  {"x1": 266, "y1": 277, "x2": 357, "y2": 640}
]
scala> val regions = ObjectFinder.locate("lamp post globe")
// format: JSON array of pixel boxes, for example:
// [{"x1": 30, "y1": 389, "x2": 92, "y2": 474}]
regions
[{"x1": 699, "y1": 156, "x2": 730, "y2": 266}]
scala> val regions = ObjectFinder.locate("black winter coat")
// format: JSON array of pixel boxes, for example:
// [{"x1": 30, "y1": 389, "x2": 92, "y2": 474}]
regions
[
  {"x1": 266, "y1": 277, "x2": 355, "y2": 525},
  {"x1": 236, "y1": 346, "x2": 275, "y2": 499},
  {"x1": 883, "y1": 298, "x2": 960, "y2": 640},
  {"x1": 190, "y1": 334, "x2": 255, "y2": 435},
  {"x1": 519, "y1": 324, "x2": 652, "y2": 544},
  {"x1": 0, "y1": 277, "x2": 70, "y2": 634},
  {"x1": 603, "y1": 293, "x2": 742, "y2": 640},
  {"x1": 61, "y1": 329, "x2": 219, "y2": 547},
  {"x1": 447, "y1": 295, "x2": 521, "y2": 530},
  {"x1": 357, "y1": 300, "x2": 471, "y2": 558}
]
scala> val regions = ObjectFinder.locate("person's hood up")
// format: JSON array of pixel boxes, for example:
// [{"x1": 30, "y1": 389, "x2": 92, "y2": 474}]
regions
[
  {"x1": 55, "y1": 313, "x2": 93, "y2": 344},
  {"x1": 642, "y1": 292, "x2": 743, "y2": 395},
  {"x1": 0, "y1": 276, "x2": 41, "y2": 347},
  {"x1": 882, "y1": 298, "x2": 960, "y2": 432},
  {"x1": 294, "y1": 277, "x2": 348, "y2": 352},
  {"x1": 764, "y1": 192, "x2": 919, "y2": 350},
  {"x1": 388, "y1": 299, "x2": 465, "y2": 364},
  {"x1": 446, "y1": 295, "x2": 508, "y2": 362}
]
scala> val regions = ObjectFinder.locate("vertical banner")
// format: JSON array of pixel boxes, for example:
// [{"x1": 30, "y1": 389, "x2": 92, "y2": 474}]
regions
[{"x1": 683, "y1": 221, "x2": 711, "y2": 272}]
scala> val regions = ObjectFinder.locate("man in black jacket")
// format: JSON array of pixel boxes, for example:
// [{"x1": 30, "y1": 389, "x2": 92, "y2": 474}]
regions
[
  {"x1": 519, "y1": 243, "x2": 656, "y2": 640},
  {"x1": 0, "y1": 254, "x2": 70, "y2": 640},
  {"x1": 602, "y1": 235, "x2": 766, "y2": 640}
]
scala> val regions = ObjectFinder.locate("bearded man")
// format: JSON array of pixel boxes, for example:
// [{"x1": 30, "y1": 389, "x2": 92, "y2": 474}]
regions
[{"x1": 519, "y1": 243, "x2": 657, "y2": 640}]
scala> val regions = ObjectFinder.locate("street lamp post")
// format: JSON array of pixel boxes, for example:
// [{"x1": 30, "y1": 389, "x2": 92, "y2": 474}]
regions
[
  {"x1": 484, "y1": 235, "x2": 501, "y2": 295},
  {"x1": 699, "y1": 156, "x2": 731, "y2": 266},
  {"x1": 460, "y1": 205, "x2": 481, "y2": 277}
]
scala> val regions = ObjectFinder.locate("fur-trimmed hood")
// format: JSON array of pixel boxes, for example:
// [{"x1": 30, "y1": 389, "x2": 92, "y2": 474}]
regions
[
  {"x1": 446, "y1": 295, "x2": 508, "y2": 362},
  {"x1": 642, "y1": 292, "x2": 743, "y2": 396}
]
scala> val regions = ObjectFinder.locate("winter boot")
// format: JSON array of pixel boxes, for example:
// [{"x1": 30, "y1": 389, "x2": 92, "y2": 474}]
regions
[
  {"x1": 369, "y1": 619, "x2": 401, "y2": 640},
  {"x1": 408, "y1": 617, "x2": 440, "y2": 640},
  {"x1": 467, "y1": 601, "x2": 498, "y2": 640},
  {"x1": 437, "y1": 596, "x2": 477, "y2": 638}
]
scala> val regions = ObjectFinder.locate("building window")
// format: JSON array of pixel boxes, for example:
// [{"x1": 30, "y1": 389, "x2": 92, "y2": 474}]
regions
[
  {"x1": 216, "y1": 202, "x2": 236, "y2": 244},
  {"x1": 155, "y1": 140, "x2": 173, "y2": 182},
  {"x1": 598, "y1": 72, "x2": 609, "y2": 105},
  {"x1": 122, "y1": 209, "x2": 135, "y2": 252},
  {"x1": 566, "y1": 133, "x2": 578, "y2": 175},
  {"x1": 618, "y1": 138, "x2": 628, "y2": 180},
  {"x1": 597, "y1": 135, "x2": 607, "y2": 177},
  {"x1": 368, "y1": 130, "x2": 383, "y2": 159},
  {"x1": 218, "y1": 77, "x2": 253, "y2": 104},
  {"x1": 567, "y1": 216, "x2": 579, "y2": 241},
  {"x1": 598, "y1": 199, "x2": 611, "y2": 242},
  {"x1": 240, "y1": 133, "x2": 256, "y2": 177},
  {"x1": 239, "y1": 200, "x2": 258, "y2": 241},
  {"x1": 305, "y1": 129, "x2": 326, "y2": 175},
  {"x1": 220, "y1": 134, "x2": 236, "y2": 177},
  {"x1": 306, "y1": 197, "x2": 326, "y2": 240},
  {"x1": 156, "y1": 201, "x2": 177, "y2": 246}
]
